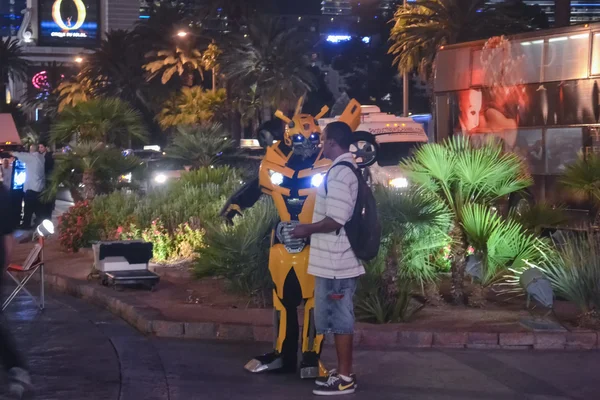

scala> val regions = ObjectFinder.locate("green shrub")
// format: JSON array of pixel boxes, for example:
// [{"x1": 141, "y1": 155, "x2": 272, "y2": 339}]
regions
[
  {"x1": 193, "y1": 198, "x2": 277, "y2": 305},
  {"x1": 91, "y1": 191, "x2": 138, "y2": 239},
  {"x1": 133, "y1": 166, "x2": 241, "y2": 231},
  {"x1": 57, "y1": 200, "x2": 101, "y2": 252},
  {"x1": 512, "y1": 235, "x2": 600, "y2": 326},
  {"x1": 118, "y1": 220, "x2": 204, "y2": 263}
]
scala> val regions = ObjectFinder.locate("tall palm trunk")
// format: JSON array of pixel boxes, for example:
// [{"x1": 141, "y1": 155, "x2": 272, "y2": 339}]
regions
[
  {"x1": 212, "y1": 68, "x2": 217, "y2": 93},
  {"x1": 82, "y1": 169, "x2": 96, "y2": 200},
  {"x1": 449, "y1": 223, "x2": 467, "y2": 305},
  {"x1": 0, "y1": 75, "x2": 8, "y2": 112},
  {"x1": 183, "y1": 69, "x2": 194, "y2": 87}
]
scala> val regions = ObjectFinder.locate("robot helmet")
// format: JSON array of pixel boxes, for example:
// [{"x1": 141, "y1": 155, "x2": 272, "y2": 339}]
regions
[{"x1": 275, "y1": 98, "x2": 329, "y2": 159}]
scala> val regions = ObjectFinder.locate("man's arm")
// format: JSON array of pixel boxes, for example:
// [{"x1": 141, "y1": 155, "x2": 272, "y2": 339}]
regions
[
  {"x1": 291, "y1": 217, "x2": 342, "y2": 238},
  {"x1": 11, "y1": 152, "x2": 31, "y2": 163}
]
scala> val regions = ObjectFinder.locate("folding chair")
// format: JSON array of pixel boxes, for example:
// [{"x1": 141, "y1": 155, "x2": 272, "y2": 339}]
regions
[{"x1": 2, "y1": 242, "x2": 44, "y2": 311}]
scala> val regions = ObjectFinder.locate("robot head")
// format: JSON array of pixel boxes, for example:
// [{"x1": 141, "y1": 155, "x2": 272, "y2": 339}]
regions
[{"x1": 275, "y1": 98, "x2": 329, "y2": 159}]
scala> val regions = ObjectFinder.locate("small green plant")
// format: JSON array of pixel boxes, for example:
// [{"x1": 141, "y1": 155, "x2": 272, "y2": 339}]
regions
[
  {"x1": 193, "y1": 198, "x2": 277, "y2": 306},
  {"x1": 512, "y1": 202, "x2": 568, "y2": 235},
  {"x1": 57, "y1": 200, "x2": 100, "y2": 252},
  {"x1": 461, "y1": 203, "x2": 546, "y2": 307},
  {"x1": 91, "y1": 191, "x2": 138, "y2": 239},
  {"x1": 511, "y1": 235, "x2": 600, "y2": 328}
]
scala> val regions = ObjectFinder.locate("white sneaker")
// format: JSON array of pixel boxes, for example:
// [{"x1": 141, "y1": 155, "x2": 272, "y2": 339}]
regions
[{"x1": 8, "y1": 368, "x2": 31, "y2": 399}]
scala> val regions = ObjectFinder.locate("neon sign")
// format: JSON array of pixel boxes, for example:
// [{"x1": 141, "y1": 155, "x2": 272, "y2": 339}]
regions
[{"x1": 52, "y1": 0, "x2": 87, "y2": 31}]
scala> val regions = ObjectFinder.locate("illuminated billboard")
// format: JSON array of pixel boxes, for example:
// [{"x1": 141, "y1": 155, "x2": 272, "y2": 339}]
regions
[{"x1": 38, "y1": 0, "x2": 100, "y2": 47}]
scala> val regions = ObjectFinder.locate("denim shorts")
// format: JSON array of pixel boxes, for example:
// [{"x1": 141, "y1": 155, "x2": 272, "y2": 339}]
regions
[{"x1": 314, "y1": 277, "x2": 357, "y2": 335}]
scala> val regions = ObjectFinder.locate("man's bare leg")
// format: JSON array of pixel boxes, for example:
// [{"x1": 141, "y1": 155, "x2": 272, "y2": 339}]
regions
[{"x1": 334, "y1": 334, "x2": 353, "y2": 377}]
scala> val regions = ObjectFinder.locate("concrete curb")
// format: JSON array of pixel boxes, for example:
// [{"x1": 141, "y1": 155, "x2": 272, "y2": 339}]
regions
[{"x1": 39, "y1": 272, "x2": 600, "y2": 350}]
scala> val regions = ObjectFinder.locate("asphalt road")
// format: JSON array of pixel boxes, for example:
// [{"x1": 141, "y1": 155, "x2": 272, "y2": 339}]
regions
[{"x1": 1, "y1": 289, "x2": 599, "y2": 400}]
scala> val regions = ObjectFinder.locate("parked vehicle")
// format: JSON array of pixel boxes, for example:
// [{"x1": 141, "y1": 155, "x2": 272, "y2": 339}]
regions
[{"x1": 319, "y1": 105, "x2": 428, "y2": 188}]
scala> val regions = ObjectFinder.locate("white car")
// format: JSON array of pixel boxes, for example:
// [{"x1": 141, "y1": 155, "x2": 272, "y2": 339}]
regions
[{"x1": 319, "y1": 105, "x2": 428, "y2": 188}]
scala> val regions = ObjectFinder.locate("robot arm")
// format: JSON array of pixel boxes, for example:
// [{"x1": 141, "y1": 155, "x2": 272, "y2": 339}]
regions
[{"x1": 220, "y1": 177, "x2": 263, "y2": 222}]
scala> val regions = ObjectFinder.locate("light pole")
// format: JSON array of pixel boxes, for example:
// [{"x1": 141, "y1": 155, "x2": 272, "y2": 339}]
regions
[{"x1": 402, "y1": 0, "x2": 409, "y2": 117}]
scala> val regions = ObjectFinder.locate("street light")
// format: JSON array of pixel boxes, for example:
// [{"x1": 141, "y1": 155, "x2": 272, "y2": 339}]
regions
[
  {"x1": 74, "y1": 57, "x2": 83, "y2": 64},
  {"x1": 177, "y1": 31, "x2": 188, "y2": 38}
]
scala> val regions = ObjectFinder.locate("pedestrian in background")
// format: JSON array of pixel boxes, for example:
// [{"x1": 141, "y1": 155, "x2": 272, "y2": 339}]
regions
[
  {"x1": 0, "y1": 183, "x2": 31, "y2": 398},
  {"x1": 38, "y1": 143, "x2": 55, "y2": 221},
  {"x1": 0, "y1": 158, "x2": 12, "y2": 191},
  {"x1": 11, "y1": 145, "x2": 45, "y2": 230}
]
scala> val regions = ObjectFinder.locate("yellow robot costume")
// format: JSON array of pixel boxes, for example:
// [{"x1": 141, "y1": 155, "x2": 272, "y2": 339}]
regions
[{"x1": 221, "y1": 99, "x2": 361, "y2": 378}]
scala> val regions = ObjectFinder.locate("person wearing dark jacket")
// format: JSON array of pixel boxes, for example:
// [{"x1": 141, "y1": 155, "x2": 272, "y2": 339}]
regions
[
  {"x1": 0, "y1": 185, "x2": 31, "y2": 398},
  {"x1": 39, "y1": 143, "x2": 55, "y2": 221}
]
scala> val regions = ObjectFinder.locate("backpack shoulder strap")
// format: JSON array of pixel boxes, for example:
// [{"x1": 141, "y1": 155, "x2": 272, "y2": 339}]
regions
[{"x1": 324, "y1": 161, "x2": 357, "y2": 194}]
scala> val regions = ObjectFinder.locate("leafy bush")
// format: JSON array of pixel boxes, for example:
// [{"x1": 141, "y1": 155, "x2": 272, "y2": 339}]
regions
[
  {"x1": 91, "y1": 191, "x2": 138, "y2": 239},
  {"x1": 57, "y1": 201, "x2": 100, "y2": 252},
  {"x1": 133, "y1": 166, "x2": 241, "y2": 231},
  {"x1": 356, "y1": 242, "x2": 422, "y2": 323},
  {"x1": 401, "y1": 136, "x2": 532, "y2": 304},
  {"x1": 118, "y1": 220, "x2": 203, "y2": 263},
  {"x1": 193, "y1": 198, "x2": 277, "y2": 305},
  {"x1": 512, "y1": 202, "x2": 568, "y2": 235},
  {"x1": 512, "y1": 235, "x2": 600, "y2": 327},
  {"x1": 165, "y1": 123, "x2": 236, "y2": 169}
]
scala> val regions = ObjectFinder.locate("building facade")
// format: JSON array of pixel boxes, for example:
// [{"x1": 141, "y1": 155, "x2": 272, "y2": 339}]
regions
[
  {"x1": 321, "y1": 1, "x2": 353, "y2": 16},
  {"x1": 0, "y1": 0, "x2": 27, "y2": 37}
]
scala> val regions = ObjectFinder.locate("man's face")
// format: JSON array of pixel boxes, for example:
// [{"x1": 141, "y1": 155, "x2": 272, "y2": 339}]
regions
[
  {"x1": 39, "y1": 144, "x2": 47, "y2": 154},
  {"x1": 322, "y1": 137, "x2": 335, "y2": 160},
  {"x1": 458, "y1": 89, "x2": 482, "y2": 131},
  {"x1": 29, "y1": 145, "x2": 37, "y2": 153}
]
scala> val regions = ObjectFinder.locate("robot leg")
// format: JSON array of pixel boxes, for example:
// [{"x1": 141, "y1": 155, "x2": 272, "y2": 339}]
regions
[
  {"x1": 300, "y1": 296, "x2": 327, "y2": 379},
  {"x1": 244, "y1": 270, "x2": 303, "y2": 374}
]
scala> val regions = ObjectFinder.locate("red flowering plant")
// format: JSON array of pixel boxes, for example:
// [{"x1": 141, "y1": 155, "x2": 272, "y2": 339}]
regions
[{"x1": 58, "y1": 200, "x2": 101, "y2": 252}]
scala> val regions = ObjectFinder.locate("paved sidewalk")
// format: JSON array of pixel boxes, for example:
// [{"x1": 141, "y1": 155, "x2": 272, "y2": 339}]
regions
[{"x1": 1, "y1": 290, "x2": 599, "y2": 399}]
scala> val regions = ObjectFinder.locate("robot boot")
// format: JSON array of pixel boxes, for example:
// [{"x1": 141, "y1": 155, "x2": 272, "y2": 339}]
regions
[{"x1": 244, "y1": 290, "x2": 299, "y2": 374}]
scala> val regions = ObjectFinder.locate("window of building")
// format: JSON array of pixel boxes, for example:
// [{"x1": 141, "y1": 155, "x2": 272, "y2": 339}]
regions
[
  {"x1": 434, "y1": 48, "x2": 471, "y2": 92},
  {"x1": 545, "y1": 127, "x2": 583, "y2": 174},
  {"x1": 544, "y1": 33, "x2": 590, "y2": 82},
  {"x1": 592, "y1": 32, "x2": 600, "y2": 76}
]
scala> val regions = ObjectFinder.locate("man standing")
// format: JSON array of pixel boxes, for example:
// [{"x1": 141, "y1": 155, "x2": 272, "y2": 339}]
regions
[
  {"x1": 291, "y1": 121, "x2": 363, "y2": 396},
  {"x1": 0, "y1": 158, "x2": 12, "y2": 191},
  {"x1": 11, "y1": 145, "x2": 45, "y2": 229},
  {"x1": 38, "y1": 143, "x2": 54, "y2": 221},
  {"x1": 0, "y1": 184, "x2": 31, "y2": 398}
]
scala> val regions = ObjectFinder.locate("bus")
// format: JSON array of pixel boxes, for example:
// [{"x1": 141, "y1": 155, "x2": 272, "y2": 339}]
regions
[{"x1": 433, "y1": 23, "x2": 600, "y2": 210}]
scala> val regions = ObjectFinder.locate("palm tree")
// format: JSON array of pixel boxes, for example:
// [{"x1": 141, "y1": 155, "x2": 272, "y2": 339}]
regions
[
  {"x1": 45, "y1": 142, "x2": 141, "y2": 201},
  {"x1": 221, "y1": 17, "x2": 315, "y2": 126},
  {"x1": 0, "y1": 38, "x2": 30, "y2": 112},
  {"x1": 559, "y1": 153, "x2": 600, "y2": 225},
  {"x1": 81, "y1": 30, "x2": 153, "y2": 113},
  {"x1": 374, "y1": 187, "x2": 452, "y2": 306},
  {"x1": 144, "y1": 45, "x2": 204, "y2": 87},
  {"x1": 51, "y1": 98, "x2": 147, "y2": 147},
  {"x1": 401, "y1": 137, "x2": 532, "y2": 305},
  {"x1": 158, "y1": 86, "x2": 227, "y2": 129},
  {"x1": 388, "y1": 0, "x2": 547, "y2": 78},
  {"x1": 56, "y1": 74, "x2": 94, "y2": 112},
  {"x1": 165, "y1": 123, "x2": 235, "y2": 169},
  {"x1": 201, "y1": 41, "x2": 222, "y2": 93}
]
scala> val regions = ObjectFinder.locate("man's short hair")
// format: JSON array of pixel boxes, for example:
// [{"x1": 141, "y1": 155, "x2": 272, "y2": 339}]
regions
[{"x1": 324, "y1": 121, "x2": 353, "y2": 150}]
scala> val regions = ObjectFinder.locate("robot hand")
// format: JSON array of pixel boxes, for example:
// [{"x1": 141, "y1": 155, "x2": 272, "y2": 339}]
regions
[{"x1": 220, "y1": 203, "x2": 242, "y2": 225}]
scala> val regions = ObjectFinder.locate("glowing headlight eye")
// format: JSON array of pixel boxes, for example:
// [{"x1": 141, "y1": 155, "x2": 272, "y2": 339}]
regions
[
  {"x1": 154, "y1": 173, "x2": 167, "y2": 184},
  {"x1": 270, "y1": 172, "x2": 284, "y2": 186},
  {"x1": 389, "y1": 177, "x2": 409, "y2": 188},
  {"x1": 311, "y1": 173, "x2": 324, "y2": 187}
]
